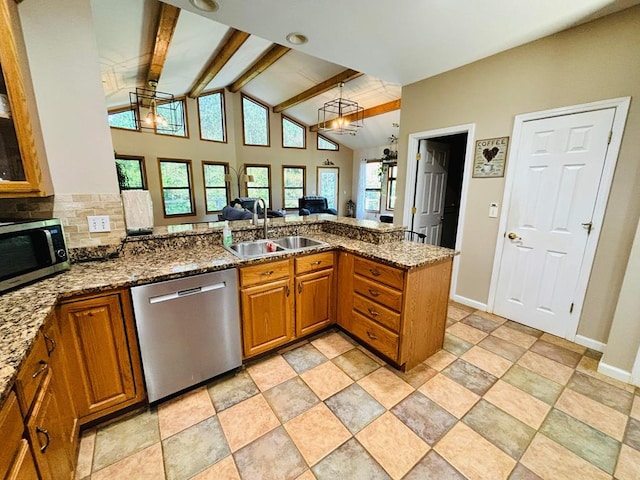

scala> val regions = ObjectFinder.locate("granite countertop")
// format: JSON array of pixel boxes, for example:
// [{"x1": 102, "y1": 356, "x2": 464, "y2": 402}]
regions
[{"x1": 0, "y1": 226, "x2": 455, "y2": 406}]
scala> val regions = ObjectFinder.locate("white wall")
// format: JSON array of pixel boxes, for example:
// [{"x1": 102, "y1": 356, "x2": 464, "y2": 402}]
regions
[{"x1": 19, "y1": 0, "x2": 118, "y2": 195}]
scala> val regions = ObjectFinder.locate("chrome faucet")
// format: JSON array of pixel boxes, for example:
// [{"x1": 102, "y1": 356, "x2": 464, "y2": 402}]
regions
[{"x1": 253, "y1": 198, "x2": 268, "y2": 239}]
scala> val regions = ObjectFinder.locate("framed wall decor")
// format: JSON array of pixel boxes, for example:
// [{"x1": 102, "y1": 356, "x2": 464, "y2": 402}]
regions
[{"x1": 473, "y1": 136, "x2": 509, "y2": 178}]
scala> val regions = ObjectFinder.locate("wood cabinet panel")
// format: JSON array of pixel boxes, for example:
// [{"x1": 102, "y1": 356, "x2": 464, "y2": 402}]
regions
[
  {"x1": 6, "y1": 439, "x2": 39, "y2": 480},
  {"x1": 353, "y1": 275, "x2": 403, "y2": 312},
  {"x1": 58, "y1": 290, "x2": 144, "y2": 423},
  {"x1": 336, "y1": 251, "x2": 355, "y2": 330},
  {"x1": 296, "y1": 268, "x2": 334, "y2": 337},
  {"x1": 241, "y1": 278, "x2": 294, "y2": 357},
  {"x1": 15, "y1": 333, "x2": 49, "y2": 417},
  {"x1": 349, "y1": 311, "x2": 399, "y2": 361},
  {"x1": 25, "y1": 374, "x2": 73, "y2": 480},
  {"x1": 294, "y1": 251, "x2": 334, "y2": 275},
  {"x1": 354, "y1": 256, "x2": 404, "y2": 290},
  {"x1": 0, "y1": 390, "x2": 24, "y2": 479},
  {"x1": 353, "y1": 293, "x2": 401, "y2": 332},
  {"x1": 240, "y1": 259, "x2": 290, "y2": 287}
]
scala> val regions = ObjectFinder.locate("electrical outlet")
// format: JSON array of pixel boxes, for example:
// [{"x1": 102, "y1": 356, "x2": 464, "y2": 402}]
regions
[{"x1": 88, "y1": 215, "x2": 111, "y2": 232}]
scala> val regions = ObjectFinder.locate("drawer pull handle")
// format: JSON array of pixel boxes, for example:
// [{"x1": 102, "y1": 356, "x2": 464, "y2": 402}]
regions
[
  {"x1": 370, "y1": 268, "x2": 381, "y2": 276},
  {"x1": 43, "y1": 333, "x2": 56, "y2": 356},
  {"x1": 262, "y1": 270, "x2": 274, "y2": 276},
  {"x1": 32, "y1": 360, "x2": 48, "y2": 379},
  {"x1": 368, "y1": 289, "x2": 380, "y2": 297},
  {"x1": 286, "y1": 285, "x2": 290, "y2": 297},
  {"x1": 311, "y1": 261, "x2": 322, "y2": 265},
  {"x1": 368, "y1": 308, "x2": 380, "y2": 317},
  {"x1": 36, "y1": 427, "x2": 50, "y2": 453},
  {"x1": 298, "y1": 283, "x2": 303, "y2": 294},
  {"x1": 366, "y1": 331, "x2": 378, "y2": 340}
]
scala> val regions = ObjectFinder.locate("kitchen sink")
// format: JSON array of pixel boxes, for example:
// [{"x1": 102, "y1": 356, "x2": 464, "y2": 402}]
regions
[
  {"x1": 224, "y1": 236, "x2": 326, "y2": 259},
  {"x1": 226, "y1": 239, "x2": 286, "y2": 258},
  {"x1": 271, "y1": 236, "x2": 324, "y2": 250}
]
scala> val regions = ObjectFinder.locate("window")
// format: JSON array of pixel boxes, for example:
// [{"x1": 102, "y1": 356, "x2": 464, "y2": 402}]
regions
[
  {"x1": 158, "y1": 159, "x2": 195, "y2": 217},
  {"x1": 364, "y1": 161, "x2": 382, "y2": 212},
  {"x1": 156, "y1": 98, "x2": 187, "y2": 137},
  {"x1": 203, "y1": 162, "x2": 230, "y2": 213},
  {"x1": 317, "y1": 134, "x2": 338, "y2": 151},
  {"x1": 386, "y1": 163, "x2": 397, "y2": 210},
  {"x1": 245, "y1": 164, "x2": 271, "y2": 207},
  {"x1": 108, "y1": 109, "x2": 137, "y2": 130},
  {"x1": 241, "y1": 94, "x2": 269, "y2": 146},
  {"x1": 282, "y1": 166, "x2": 306, "y2": 209},
  {"x1": 115, "y1": 155, "x2": 146, "y2": 191},
  {"x1": 317, "y1": 166, "x2": 339, "y2": 211},
  {"x1": 282, "y1": 116, "x2": 305, "y2": 149},
  {"x1": 198, "y1": 90, "x2": 226, "y2": 142}
]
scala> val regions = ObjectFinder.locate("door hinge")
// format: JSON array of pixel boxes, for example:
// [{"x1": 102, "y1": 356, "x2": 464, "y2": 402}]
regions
[
  {"x1": 411, "y1": 207, "x2": 417, "y2": 214},
  {"x1": 416, "y1": 152, "x2": 421, "y2": 161},
  {"x1": 569, "y1": 302, "x2": 574, "y2": 314},
  {"x1": 608, "y1": 131, "x2": 612, "y2": 145}
]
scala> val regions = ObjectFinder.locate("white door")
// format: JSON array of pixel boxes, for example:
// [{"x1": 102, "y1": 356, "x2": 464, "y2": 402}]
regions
[
  {"x1": 493, "y1": 108, "x2": 615, "y2": 337},
  {"x1": 414, "y1": 140, "x2": 449, "y2": 244}
]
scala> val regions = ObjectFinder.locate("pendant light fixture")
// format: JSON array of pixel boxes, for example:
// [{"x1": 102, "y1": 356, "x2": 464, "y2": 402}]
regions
[
  {"x1": 129, "y1": 80, "x2": 183, "y2": 133},
  {"x1": 317, "y1": 82, "x2": 364, "y2": 135}
]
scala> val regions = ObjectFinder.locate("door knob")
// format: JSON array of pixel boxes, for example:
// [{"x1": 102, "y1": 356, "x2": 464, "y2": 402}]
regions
[{"x1": 507, "y1": 232, "x2": 522, "y2": 241}]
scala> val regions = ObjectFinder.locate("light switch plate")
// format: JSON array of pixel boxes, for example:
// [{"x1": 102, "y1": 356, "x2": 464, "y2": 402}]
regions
[
  {"x1": 88, "y1": 215, "x2": 111, "y2": 232},
  {"x1": 489, "y1": 202, "x2": 499, "y2": 218}
]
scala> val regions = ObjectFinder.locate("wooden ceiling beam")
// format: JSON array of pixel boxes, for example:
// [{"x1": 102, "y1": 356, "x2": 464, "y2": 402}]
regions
[
  {"x1": 273, "y1": 69, "x2": 363, "y2": 113},
  {"x1": 146, "y1": 3, "x2": 180, "y2": 85},
  {"x1": 188, "y1": 28, "x2": 251, "y2": 98},
  {"x1": 309, "y1": 99, "x2": 401, "y2": 132},
  {"x1": 228, "y1": 44, "x2": 291, "y2": 93}
]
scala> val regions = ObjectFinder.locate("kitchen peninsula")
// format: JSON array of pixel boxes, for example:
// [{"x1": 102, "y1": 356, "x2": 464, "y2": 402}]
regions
[{"x1": 0, "y1": 216, "x2": 455, "y2": 478}]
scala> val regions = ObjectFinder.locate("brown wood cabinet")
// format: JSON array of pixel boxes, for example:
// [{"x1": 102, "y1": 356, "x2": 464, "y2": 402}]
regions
[
  {"x1": 1, "y1": 390, "x2": 38, "y2": 480},
  {"x1": 57, "y1": 289, "x2": 145, "y2": 424},
  {"x1": 338, "y1": 252, "x2": 453, "y2": 371},
  {"x1": 240, "y1": 259, "x2": 294, "y2": 357},
  {"x1": 295, "y1": 252, "x2": 335, "y2": 337},
  {"x1": 14, "y1": 326, "x2": 75, "y2": 480},
  {"x1": 0, "y1": 0, "x2": 48, "y2": 197}
]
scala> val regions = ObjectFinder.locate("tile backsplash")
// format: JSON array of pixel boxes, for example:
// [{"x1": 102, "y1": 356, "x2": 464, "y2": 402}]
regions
[{"x1": 0, "y1": 194, "x2": 126, "y2": 248}]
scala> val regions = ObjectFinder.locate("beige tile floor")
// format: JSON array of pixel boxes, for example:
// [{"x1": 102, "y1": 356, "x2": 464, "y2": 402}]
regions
[{"x1": 75, "y1": 303, "x2": 640, "y2": 480}]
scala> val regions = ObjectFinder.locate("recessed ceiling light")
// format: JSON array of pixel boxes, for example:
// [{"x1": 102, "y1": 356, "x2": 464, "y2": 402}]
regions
[
  {"x1": 189, "y1": 0, "x2": 219, "y2": 12},
  {"x1": 286, "y1": 32, "x2": 308, "y2": 45}
]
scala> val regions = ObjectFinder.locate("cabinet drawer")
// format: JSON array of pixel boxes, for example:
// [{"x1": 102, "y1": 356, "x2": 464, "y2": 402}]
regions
[
  {"x1": 353, "y1": 275, "x2": 403, "y2": 312},
  {"x1": 354, "y1": 257, "x2": 404, "y2": 290},
  {"x1": 0, "y1": 391, "x2": 24, "y2": 479},
  {"x1": 15, "y1": 334, "x2": 49, "y2": 417},
  {"x1": 350, "y1": 311, "x2": 399, "y2": 361},
  {"x1": 353, "y1": 293, "x2": 401, "y2": 332},
  {"x1": 240, "y1": 259, "x2": 291, "y2": 287},
  {"x1": 295, "y1": 251, "x2": 334, "y2": 275}
]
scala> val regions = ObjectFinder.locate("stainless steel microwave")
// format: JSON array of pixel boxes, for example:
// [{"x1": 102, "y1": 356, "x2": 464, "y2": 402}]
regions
[{"x1": 0, "y1": 218, "x2": 70, "y2": 293}]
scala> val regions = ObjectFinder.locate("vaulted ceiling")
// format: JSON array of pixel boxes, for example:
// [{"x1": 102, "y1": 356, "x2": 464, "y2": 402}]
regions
[{"x1": 91, "y1": 0, "x2": 637, "y2": 150}]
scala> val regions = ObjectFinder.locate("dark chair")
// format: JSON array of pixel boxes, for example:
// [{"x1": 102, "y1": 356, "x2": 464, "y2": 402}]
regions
[
  {"x1": 224, "y1": 197, "x2": 285, "y2": 219},
  {"x1": 404, "y1": 230, "x2": 427, "y2": 243},
  {"x1": 298, "y1": 196, "x2": 338, "y2": 216}
]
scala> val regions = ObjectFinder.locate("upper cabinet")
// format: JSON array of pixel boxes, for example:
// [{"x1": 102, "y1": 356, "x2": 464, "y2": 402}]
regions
[{"x1": 0, "y1": 0, "x2": 49, "y2": 197}]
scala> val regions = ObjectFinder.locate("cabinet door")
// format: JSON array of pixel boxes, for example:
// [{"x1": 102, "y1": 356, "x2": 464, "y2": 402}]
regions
[
  {"x1": 0, "y1": 0, "x2": 47, "y2": 197},
  {"x1": 44, "y1": 315, "x2": 78, "y2": 450},
  {"x1": 6, "y1": 440, "x2": 39, "y2": 480},
  {"x1": 58, "y1": 291, "x2": 145, "y2": 423},
  {"x1": 241, "y1": 278, "x2": 294, "y2": 358},
  {"x1": 296, "y1": 268, "x2": 335, "y2": 337},
  {"x1": 336, "y1": 252, "x2": 354, "y2": 329},
  {"x1": 26, "y1": 374, "x2": 74, "y2": 480}
]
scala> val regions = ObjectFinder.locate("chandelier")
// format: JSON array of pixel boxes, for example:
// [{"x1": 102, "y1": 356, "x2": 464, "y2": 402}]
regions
[
  {"x1": 129, "y1": 80, "x2": 183, "y2": 133},
  {"x1": 317, "y1": 82, "x2": 364, "y2": 135}
]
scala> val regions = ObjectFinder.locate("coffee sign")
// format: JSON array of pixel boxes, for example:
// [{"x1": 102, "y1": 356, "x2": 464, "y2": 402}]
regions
[{"x1": 473, "y1": 137, "x2": 509, "y2": 178}]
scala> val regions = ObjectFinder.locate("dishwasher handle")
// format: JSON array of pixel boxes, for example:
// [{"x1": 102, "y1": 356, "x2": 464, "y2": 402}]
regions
[{"x1": 148, "y1": 281, "x2": 226, "y2": 304}]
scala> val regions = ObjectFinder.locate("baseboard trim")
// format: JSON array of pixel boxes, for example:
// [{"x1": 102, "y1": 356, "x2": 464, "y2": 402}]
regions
[
  {"x1": 574, "y1": 335, "x2": 606, "y2": 353},
  {"x1": 597, "y1": 362, "x2": 632, "y2": 384},
  {"x1": 451, "y1": 294, "x2": 487, "y2": 311}
]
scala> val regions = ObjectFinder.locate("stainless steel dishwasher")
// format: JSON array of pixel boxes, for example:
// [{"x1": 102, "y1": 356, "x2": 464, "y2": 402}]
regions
[{"x1": 131, "y1": 268, "x2": 241, "y2": 403}]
